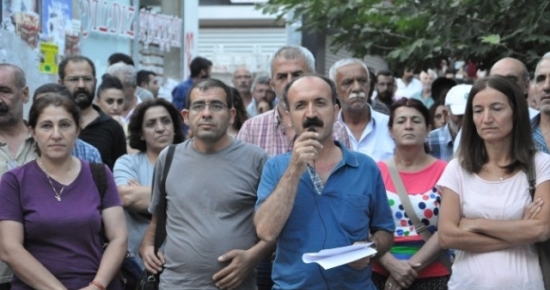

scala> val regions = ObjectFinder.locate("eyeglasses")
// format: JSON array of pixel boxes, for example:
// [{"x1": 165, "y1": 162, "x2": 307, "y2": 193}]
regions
[
  {"x1": 190, "y1": 101, "x2": 228, "y2": 112},
  {"x1": 64, "y1": 76, "x2": 94, "y2": 84}
]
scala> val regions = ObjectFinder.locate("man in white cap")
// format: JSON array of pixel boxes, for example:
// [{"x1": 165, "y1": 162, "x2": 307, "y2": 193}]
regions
[{"x1": 428, "y1": 84, "x2": 471, "y2": 161}]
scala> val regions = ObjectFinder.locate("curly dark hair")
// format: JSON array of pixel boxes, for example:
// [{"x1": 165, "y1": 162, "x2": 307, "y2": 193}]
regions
[{"x1": 127, "y1": 99, "x2": 185, "y2": 152}]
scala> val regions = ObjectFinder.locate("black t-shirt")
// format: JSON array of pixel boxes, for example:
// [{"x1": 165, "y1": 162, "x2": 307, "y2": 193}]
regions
[{"x1": 79, "y1": 105, "x2": 127, "y2": 169}]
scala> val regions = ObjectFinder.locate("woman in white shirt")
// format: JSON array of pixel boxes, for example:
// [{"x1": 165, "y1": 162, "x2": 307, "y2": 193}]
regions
[{"x1": 437, "y1": 75, "x2": 550, "y2": 290}]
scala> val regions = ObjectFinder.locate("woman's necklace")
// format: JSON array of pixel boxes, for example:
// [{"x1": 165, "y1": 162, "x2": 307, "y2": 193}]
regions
[
  {"x1": 38, "y1": 159, "x2": 72, "y2": 201},
  {"x1": 483, "y1": 165, "x2": 506, "y2": 181}
]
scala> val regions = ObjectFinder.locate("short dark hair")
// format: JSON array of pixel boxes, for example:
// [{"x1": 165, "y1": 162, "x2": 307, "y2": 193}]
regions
[
  {"x1": 137, "y1": 70, "x2": 156, "y2": 87},
  {"x1": 368, "y1": 69, "x2": 376, "y2": 99},
  {"x1": 97, "y1": 74, "x2": 124, "y2": 99},
  {"x1": 58, "y1": 55, "x2": 96, "y2": 81},
  {"x1": 230, "y1": 87, "x2": 249, "y2": 131},
  {"x1": 127, "y1": 98, "x2": 185, "y2": 152},
  {"x1": 29, "y1": 93, "x2": 81, "y2": 156},
  {"x1": 108, "y1": 53, "x2": 135, "y2": 66},
  {"x1": 282, "y1": 74, "x2": 338, "y2": 110},
  {"x1": 388, "y1": 97, "x2": 431, "y2": 152},
  {"x1": 459, "y1": 75, "x2": 534, "y2": 174},
  {"x1": 0, "y1": 63, "x2": 26, "y2": 88},
  {"x1": 33, "y1": 83, "x2": 71, "y2": 101},
  {"x1": 190, "y1": 57, "x2": 212, "y2": 78},
  {"x1": 185, "y1": 78, "x2": 233, "y2": 110},
  {"x1": 376, "y1": 70, "x2": 394, "y2": 83}
]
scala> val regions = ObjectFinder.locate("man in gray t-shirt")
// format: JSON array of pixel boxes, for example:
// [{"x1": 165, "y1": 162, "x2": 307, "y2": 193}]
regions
[{"x1": 140, "y1": 79, "x2": 271, "y2": 290}]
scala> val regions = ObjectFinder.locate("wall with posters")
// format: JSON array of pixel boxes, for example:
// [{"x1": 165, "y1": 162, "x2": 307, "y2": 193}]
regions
[
  {"x1": 78, "y1": 0, "x2": 134, "y2": 78},
  {"x1": 0, "y1": 31, "x2": 57, "y2": 117}
]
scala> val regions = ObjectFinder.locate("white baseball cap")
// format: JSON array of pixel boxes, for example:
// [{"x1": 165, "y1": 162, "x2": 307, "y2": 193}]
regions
[{"x1": 445, "y1": 84, "x2": 472, "y2": 115}]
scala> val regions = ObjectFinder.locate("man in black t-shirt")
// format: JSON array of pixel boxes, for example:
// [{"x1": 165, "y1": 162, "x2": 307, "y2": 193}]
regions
[{"x1": 58, "y1": 56, "x2": 126, "y2": 169}]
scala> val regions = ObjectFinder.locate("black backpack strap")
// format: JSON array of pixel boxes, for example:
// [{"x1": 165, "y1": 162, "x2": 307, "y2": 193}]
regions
[
  {"x1": 90, "y1": 163, "x2": 108, "y2": 200},
  {"x1": 154, "y1": 145, "x2": 176, "y2": 252}
]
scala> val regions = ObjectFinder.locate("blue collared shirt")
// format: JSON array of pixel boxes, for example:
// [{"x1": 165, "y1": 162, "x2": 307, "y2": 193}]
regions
[
  {"x1": 256, "y1": 141, "x2": 395, "y2": 290},
  {"x1": 428, "y1": 124, "x2": 455, "y2": 162},
  {"x1": 531, "y1": 114, "x2": 550, "y2": 154},
  {"x1": 72, "y1": 139, "x2": 102, "y2": 163}
]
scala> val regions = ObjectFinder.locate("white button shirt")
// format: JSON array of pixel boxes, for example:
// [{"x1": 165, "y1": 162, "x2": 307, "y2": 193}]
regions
[
  {"x1": 395, "y1": 78, "x2": 422, "y2": 98},
  {"x1": 338, "y1": 106, "x2": 395, "y2": 162}
]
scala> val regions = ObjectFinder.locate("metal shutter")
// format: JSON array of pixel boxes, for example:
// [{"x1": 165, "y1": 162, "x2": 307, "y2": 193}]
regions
[{"x1": 198, "y1": 27, "x2": 286, "y2": 78}]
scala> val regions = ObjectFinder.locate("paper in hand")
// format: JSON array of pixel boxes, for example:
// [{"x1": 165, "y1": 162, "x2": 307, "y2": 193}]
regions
[{"x1": 302, "y1": 243, "x2": 377, "y2": 270}]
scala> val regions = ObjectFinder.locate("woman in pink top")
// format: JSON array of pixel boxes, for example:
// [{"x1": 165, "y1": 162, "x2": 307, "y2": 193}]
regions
[
  {"x1": 438, "y1": 75, "x2": 550, "y2": 289},
  {"x1": 372, "y1": 98, "x2": 450, "y2": 290}
]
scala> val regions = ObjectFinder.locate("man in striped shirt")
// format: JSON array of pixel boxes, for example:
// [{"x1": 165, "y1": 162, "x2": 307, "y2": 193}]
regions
[{"x1": 237, "y1": 46, "x2": 350, "y2": 157}]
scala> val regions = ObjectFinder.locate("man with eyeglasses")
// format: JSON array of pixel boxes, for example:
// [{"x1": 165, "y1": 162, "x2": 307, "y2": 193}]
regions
[
  {"x1": 0, "y1": 63, "x2": 36, "y2": 290},
  {"x1": 58, "y1": 55, "x2": 126, "y2": 169},
  {"x1": 141, "y1": 78, "x2": 272, "y2": 289}
]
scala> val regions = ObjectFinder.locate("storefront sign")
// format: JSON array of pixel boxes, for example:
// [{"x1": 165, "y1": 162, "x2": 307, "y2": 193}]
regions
[
  {"x1": 139, "y1": 9, "x2": 182, "y2": 52},
  {"x1": 79, "y1": 0, "x2": 136, "y2": 39},
  {"x1": 39, "y1": 42, "x2": 59, "y2": 74}
]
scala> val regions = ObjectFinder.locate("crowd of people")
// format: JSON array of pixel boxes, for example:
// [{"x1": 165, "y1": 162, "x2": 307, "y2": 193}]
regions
[{"x1": 0, "y1": 44, "x2": 549, "y2": 290}]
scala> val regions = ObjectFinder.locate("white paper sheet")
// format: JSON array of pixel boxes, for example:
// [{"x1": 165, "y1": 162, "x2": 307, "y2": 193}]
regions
[{"x1": 302, "y1": 243, "x2": 377, "y2": 270}]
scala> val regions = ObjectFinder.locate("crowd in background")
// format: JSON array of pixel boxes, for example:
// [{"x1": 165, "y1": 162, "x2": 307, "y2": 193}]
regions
[{"x1": 0, "y1": 45, "x2": 549, "y2": 290}]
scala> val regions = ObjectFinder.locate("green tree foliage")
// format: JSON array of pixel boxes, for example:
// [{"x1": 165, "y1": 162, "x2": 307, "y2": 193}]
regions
[{"x1": 260, "y1": 0, "x2": 550, "y2": 70}]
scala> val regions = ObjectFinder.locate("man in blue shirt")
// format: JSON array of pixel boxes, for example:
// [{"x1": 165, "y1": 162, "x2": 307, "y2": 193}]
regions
[
  {"x1": 254, "y1": 74, "x2": 395, "y2": 290},
  {"x1": 171, "y1": 57, "x2": 212, "y2": 112}
]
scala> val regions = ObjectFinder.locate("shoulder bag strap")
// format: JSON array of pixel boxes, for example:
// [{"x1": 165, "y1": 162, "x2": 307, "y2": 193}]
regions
[
  {"x1": 90, "y1": 162, "x2": 107, "y2": 199},
  {"x1": 527, "y1": 155, "x2": 536, "y2": 199},
  {"x1": 387, "y1": 159, "x2": 452, "y2": 272},
  {"x1": 153, "y1": 145, "x2": 176, "y2": 252}
]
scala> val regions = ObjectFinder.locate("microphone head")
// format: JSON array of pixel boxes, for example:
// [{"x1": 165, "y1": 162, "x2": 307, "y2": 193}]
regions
[{"x1": 307, "y1": 127, "x2": 317, "y2": 132}]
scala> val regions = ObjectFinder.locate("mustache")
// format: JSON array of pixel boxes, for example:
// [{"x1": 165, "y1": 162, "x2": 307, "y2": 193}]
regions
[
  {"x1": 303, "y1": 117, "x2": 324, "y2": 129},
  {"x1": 0, "y1": 102, "x2": 8, "y2": 113},
  {"x1": 349, "y1": 92, "x2": 367, "y2": 99},
  {"x1": 73, "y1": 88, "x2": 91, "y2": 97}
]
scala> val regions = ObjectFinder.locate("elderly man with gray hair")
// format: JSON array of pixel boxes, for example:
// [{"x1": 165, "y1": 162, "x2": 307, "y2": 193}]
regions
[
  {"x1": 246, "y1": 75, "x2": 277, "y2": 117},
  {"x1": 106, "y1": 62, "x2": 152, "y2": 124},
  {"x1": 329, "y1": 58, "x2": 394, "y2": 161},
  {"x1": 237, "y1": 45, "x2": 350, "y2": 157}
]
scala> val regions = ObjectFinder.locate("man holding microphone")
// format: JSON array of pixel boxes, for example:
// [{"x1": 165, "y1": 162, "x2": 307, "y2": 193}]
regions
[{"x1": 254, "y1": 74, "x2": 395, "y2": 289}]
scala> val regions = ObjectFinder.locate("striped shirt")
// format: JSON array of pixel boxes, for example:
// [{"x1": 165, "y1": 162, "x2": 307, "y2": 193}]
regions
[{"x1": 237, "y1": 108, "x2": 351, "y2": 157}]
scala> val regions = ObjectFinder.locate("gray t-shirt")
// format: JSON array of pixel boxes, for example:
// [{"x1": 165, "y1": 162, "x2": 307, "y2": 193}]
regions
[
  {"x1": 149, "y1": 139, "x2": 267, "y2": 289},
  {"x1": 113, "y1": 152, "x2": 154, "y2": 268}
]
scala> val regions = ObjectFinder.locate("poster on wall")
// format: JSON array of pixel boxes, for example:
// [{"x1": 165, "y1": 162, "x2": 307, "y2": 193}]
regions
[
  {"x1": 39, "y1": 41, "x2": 58, "y2": 74},
  {"x1": 41, "y1": 0, "x2": 72, "y2": 56},
  {"x1": 1, "y1": 0, "x2": 40, "y2": 49}
]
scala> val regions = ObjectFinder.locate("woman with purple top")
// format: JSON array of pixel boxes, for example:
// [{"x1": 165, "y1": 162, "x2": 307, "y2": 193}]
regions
[{"x1": 0, "y1": 93, "x2": 127, "y2": 290}]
